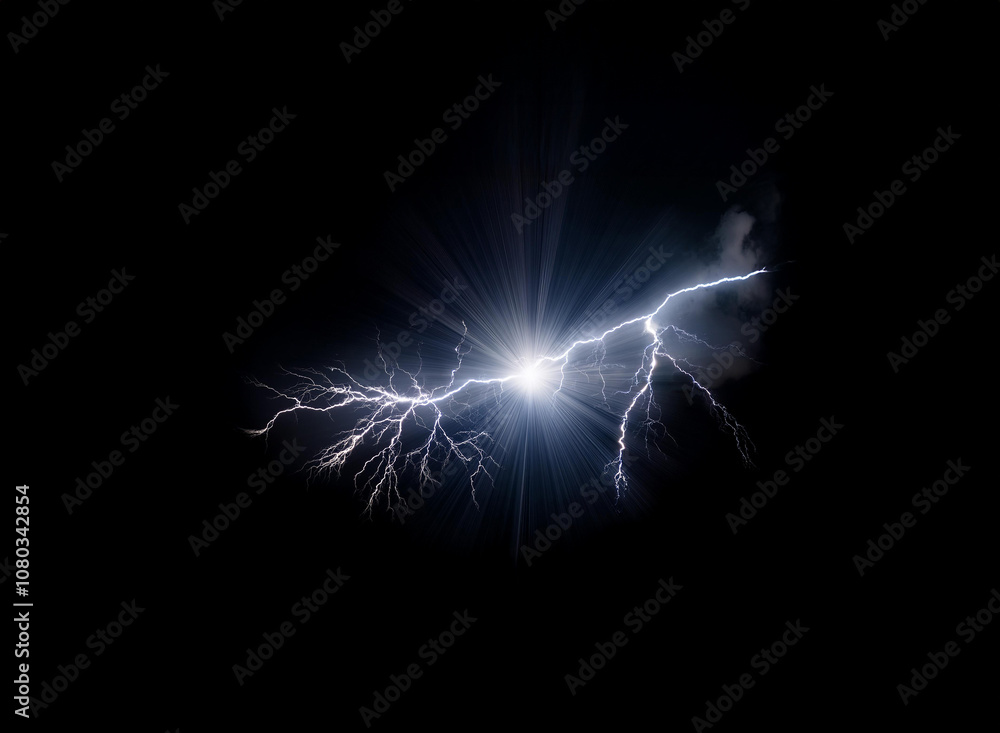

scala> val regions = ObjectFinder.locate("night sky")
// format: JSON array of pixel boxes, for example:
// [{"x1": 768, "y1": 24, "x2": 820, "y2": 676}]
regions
[{"x1": 6, "y1": 1, "x2": 998, "y2": 729}]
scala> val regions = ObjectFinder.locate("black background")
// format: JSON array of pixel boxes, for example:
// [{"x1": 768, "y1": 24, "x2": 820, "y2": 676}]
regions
[{"x1": 6, "y1": 0, "x2": 998, "y2": 729}]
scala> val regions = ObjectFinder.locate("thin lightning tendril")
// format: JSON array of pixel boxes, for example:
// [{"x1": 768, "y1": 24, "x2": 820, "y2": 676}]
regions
[{"x1": 247, "y1": 269, "x2": 768, "y2": 514}]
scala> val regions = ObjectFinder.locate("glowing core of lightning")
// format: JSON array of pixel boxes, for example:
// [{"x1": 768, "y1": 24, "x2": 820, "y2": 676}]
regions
[
  {"x1": 519, "y1": 361, "x2": 541, "y2": 391},
  {"x1": 248, "y1": 268, "x2": 769, "y2": 514}
]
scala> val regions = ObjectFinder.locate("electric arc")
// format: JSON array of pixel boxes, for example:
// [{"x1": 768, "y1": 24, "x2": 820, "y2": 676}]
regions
[{"x1": 248, "y1": 269, "x2": 768, "y2": 514}]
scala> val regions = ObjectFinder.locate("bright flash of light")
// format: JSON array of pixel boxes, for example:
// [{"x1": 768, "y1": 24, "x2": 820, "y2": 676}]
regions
[
  {"x1": 515, "y1": 357, "x2": 560, "y2": 396},
  {"x1": 519, "y1": 361, "x2": 541, "y2": 391},
  {"x1": 247, "y1": 269, "x2": 769, "y2": 514}
]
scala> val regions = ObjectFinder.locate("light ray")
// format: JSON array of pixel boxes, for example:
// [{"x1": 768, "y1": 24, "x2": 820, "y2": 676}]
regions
[{"x1": 247, "y1": 269, "x2": 769, "y2": 512}]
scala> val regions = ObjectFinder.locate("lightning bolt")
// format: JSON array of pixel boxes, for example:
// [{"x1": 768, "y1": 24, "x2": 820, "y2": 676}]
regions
[{"x1": 247, "y1": 268, "x2": 768, "y2": 513}]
